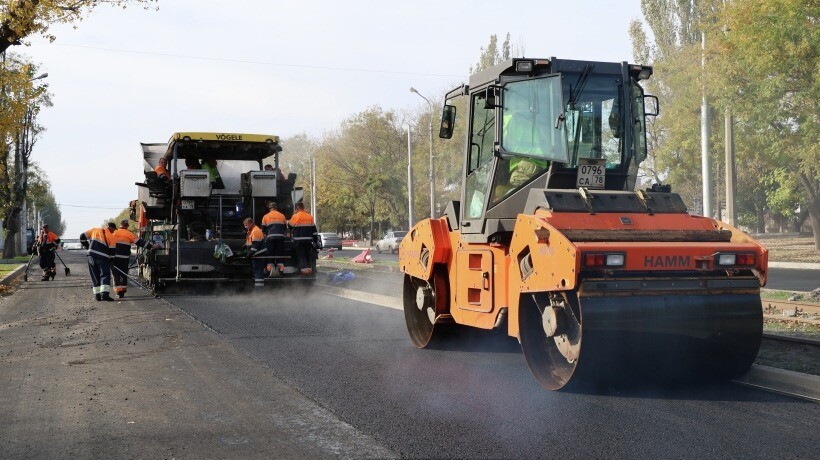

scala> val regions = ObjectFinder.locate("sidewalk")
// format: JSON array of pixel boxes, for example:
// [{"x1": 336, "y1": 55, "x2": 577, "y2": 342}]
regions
[{"x1": 0, "y1": 253, "x2": 393, "y2": 458}]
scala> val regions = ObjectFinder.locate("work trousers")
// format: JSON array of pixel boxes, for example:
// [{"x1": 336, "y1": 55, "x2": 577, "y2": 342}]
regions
[
  {"x1": 264, "y1": 236, "x2": 284, "y2": 271},
  {"x1": 294, "y1": 241, "x2": 315, "y2": 274},
  {"x1": 39, "y1": 249, "x2": 56, "y2": 275},
  {"x1": 251, "y1": 257, "x2": 266, "y2": 288},
  {"x1": 112, "y1": 257, "x2": 130, "y2": 296},
  {"x1": 87, "y1": 255, "x2": 112, "y2": 296}
]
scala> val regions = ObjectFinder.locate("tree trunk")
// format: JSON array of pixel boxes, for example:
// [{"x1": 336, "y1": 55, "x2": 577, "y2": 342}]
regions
[
  {"x1": 756, "y1": 208, "x2": 766, "y2": 234},
  {"x1": 1, "y1": 209, "x2": 20, "y2": 258},
  {"x1": 810, "y1": 211, "x2": 820, "y2": 250},
  {"x1": 794, "y1": 209, "x2": 809, "y2": 233},
  {"x1": 798, "y1": 172, "x2": 820, "y2": 250}
]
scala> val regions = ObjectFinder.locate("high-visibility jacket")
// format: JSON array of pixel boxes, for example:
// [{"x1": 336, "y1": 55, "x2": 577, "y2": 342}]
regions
[
  {"x1": 80, "y1": 227, "x2": 115, "y2": 259},
  {"x1": 245, "y1": 225, "x2": 266, "y2": 256},
  {"x1": 112, "y1": 228, "x2": 152, "y2": 260},
  {"x1": 289, "y1": 209, "x2": 317, "y2": 243},
  {"x1": 154, "y1": 164, "x2": 171, "y2": 179},
  {"x1": 37, "y1": 230, "x2": 60, "y2": 249},
  {"x1": 261, "y1": 209, "x2": 287, "y2": 239}
]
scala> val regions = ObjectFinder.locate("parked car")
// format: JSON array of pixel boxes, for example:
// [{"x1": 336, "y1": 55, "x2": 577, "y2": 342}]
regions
[
  {"x1": 317, "y1": 232, "x2": 343, "y2": 250},
  {"x1": 61, "y1": 238, "x2": 83, "y2": 250},
  {"x1": 375, "y1": 231, "x2": 406, "y2": 254}
]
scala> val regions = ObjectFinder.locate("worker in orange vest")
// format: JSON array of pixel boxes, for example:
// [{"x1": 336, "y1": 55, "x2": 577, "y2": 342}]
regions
[
  {"x1": 243, "y1": 218, "x2": 267, "y2": 288},
  {"x1": 36, "y1": 224, "x2": 61, "y2": 281},
  {"x1": 261, "y1": 201, "x2": 287, "y2": 276},
  {"x1": 111, "y1": 219, "x2": 160, "y2": 298},
  {"x1": 289, "y1": 201, "x2": 317, "y2": 275},
  {"x1": 79, "y1": 222, "x2": 117, "y2": 301},
  {"x1": 154, "y1": 157, "x2": 171, "y2": 180}
]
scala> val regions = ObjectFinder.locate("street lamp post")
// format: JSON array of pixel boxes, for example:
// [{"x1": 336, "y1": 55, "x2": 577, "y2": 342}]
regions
[
  {"x1": 405, "y1": 125, "x2": 414, "y2": 229},
  {"x1": 410, "y1": 87, "x2": 435, "y2": 219},
  {"x1": 18, "y1": 72, "x2": 48, "y2": 254}
]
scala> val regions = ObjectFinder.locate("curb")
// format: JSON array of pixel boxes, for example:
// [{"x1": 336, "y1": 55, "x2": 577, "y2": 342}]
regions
[
  {"x1": 0, "y1": 263, "x2": 27, "y2": 286},
  {"x1": 768, "y1": 261, "x2": 820, "y2": 270},
  {"x1": 319, "y1": 283, "x2": 402, "y2": 310},
  {"x1": 734, "y1": 365, "x2": 820, "y2": 403}
]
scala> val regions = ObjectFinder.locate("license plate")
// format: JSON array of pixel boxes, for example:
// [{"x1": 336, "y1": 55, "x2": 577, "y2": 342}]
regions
[
  {"x1": 576, "y1": 158, "x2": 606, "y2": 189},
  {"x1": 181, "y1": 199, "x2": 195, "y2": 210}
]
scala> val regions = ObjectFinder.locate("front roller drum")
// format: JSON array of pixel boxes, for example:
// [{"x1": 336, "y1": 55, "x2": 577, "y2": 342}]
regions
[{"x1": 519, "y1": 291, "x2": 763, "y2": 390}]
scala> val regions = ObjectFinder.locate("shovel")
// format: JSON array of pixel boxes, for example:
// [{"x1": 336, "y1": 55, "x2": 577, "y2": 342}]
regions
[{"x1": 54, "y1": 250, "x2": 71, "y2": 276}]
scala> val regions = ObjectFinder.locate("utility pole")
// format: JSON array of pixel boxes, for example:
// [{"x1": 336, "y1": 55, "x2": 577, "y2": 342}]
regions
[
  {"x1": 310, "y1": 156, "x2": 317, "y2": 227},
  {"x1": 700, "y1": 31, "x2": 713, "y2": 218},
  {"x1": 406, "y1": 125, "x2": 414, "y2": 229},
  {"x1": 410, "y1": 87, "x2": 435, "y2": 219},
  {"x1": 725, "y1": 110, "x2": 737, "y2": 226}
]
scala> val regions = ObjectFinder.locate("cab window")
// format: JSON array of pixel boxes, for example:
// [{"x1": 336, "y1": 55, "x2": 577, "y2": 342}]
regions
[
  {"x1": 464, "y1": 91, "x2": 497, "y2": 220},
  {"x1": 563, "y1": 73, "x2": 623, "y2": 169}
]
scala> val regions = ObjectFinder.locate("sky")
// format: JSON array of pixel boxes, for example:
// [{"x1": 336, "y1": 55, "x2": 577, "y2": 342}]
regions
[{"x1": 15, "y1": 0, "x2": 645, "y2": 238}]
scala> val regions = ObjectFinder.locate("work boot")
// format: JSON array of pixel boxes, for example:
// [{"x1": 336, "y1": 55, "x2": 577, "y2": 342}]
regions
[
  {"x1": 49, "y1": 271, "x2": 56, "y2": 280},
  {"x1": 117, "y1": 292, "x2": 124, "y2": 299},
  {"x1": 101, "y1": 292, "x2": 114, "y2": 302},
  {"x1": 41, "y1": 275, "x2": 49, "y2": 281},
  {"x1": 95, "y1": 294, "x2": 102, "y2": 301}
]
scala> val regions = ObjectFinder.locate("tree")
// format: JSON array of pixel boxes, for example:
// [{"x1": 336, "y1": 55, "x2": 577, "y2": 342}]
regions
[
  {"x1": 314, "y1": 107, "x2": 408, "y2": 243},
  {"x1": 0, "y1": 53, "x2": 50, "y2": 257},
  {"x1": 0, "y1": 0, "x2": 159, "y2": 54},
  {"x1": 709, "y1": 0, "x2": 819, "y2": 248},
  {"x1": 26, "y1": 162, "x2": 65, "y2": 234},
  {"x1": 629, "y1": 0, "x2": 725, "y2": 214}
]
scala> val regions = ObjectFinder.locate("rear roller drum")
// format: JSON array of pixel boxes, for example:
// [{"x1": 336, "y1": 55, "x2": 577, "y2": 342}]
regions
[
  {"x1": 403, "y1": 272, "x2": 446, "y2": 348},
  {"x1": 520, "y1": 292, "x2": 582, "y2": 390}
]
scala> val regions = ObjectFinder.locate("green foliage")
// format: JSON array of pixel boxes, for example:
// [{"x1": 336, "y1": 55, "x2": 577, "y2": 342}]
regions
[
  {"x1": 0, "y1": 52, "x2": 51, "y2": 257},
  {"x1": 633, "y1": 0, "x2": 819, "y2": 246},
  {"x1": 710, "y1": 0, "x2": 819, "y2": 245},
  {"x1": 469, "y1": 33, "x2": 517, "y2": 74},
  {"x1": 0, "y1": 0, "x2": 159, "y2": 53}
]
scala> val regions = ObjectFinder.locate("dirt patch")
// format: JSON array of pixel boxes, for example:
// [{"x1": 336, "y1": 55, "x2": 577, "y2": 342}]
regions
[{"x1": 754, "y1": 234, "x2": 820, "y2": 263}]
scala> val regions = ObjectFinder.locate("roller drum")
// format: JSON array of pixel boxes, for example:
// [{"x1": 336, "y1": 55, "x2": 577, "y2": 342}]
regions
[{"x1": 520, "y1": 290, "x2": 763, "y2": 390}]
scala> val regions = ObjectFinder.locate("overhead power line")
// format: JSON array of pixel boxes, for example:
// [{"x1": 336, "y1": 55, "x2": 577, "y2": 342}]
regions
[
  {"x1": 34, "y1": 41, "x2": 467, "y2": 78},
  {"x1": 58, "y1": 203, "x2": 126, "y2": 210}
]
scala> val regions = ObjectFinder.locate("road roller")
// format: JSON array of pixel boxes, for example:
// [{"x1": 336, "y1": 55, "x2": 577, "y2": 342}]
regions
[{"x1": 399, "y1": 57, "x2": 766, "y2": 390}]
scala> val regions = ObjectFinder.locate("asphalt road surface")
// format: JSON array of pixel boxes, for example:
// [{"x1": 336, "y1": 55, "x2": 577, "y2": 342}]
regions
[
  {"x1": 766, "y1": 267, "x2": 820, "y2": 292},
  {"x1": 166, "y1": 284, "x2": 818, "y2": 458}
]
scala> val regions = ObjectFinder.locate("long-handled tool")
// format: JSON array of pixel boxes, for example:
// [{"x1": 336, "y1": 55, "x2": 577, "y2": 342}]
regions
[
  {"x1": 22, "y1": 252, "x2": 38, "y2": 282},
  {"x1": 111, "y1": 263, "x2": 151, "y2": 292},
  {"x1": 53, "y1": 250, "x2": 71, "y2": 276}
]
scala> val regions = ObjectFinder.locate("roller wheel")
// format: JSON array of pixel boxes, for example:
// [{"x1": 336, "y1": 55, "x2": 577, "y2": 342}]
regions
[
  {"x1": 403, "y1": 273, "x2": 446, "y2": 348},
  {"x1": 519, "y1": 289, "x2": 763, "y2": 390},
  {"x1": 519, "y1": 292, "x2": 582, "y2": 390}
]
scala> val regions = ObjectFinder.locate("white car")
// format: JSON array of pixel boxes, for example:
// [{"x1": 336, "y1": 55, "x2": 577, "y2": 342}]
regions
[
  {"x1": 61, "y1": 239, "x2": 83, "y2": 250},
  {"x1": 375, "y1": 231, "x2": 406, "y2": 254}
]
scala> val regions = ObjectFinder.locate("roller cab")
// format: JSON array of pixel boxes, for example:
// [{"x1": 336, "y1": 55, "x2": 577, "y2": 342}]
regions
[{"x1": 399, "y1": 58, "x2": 766, "y2": 390}]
